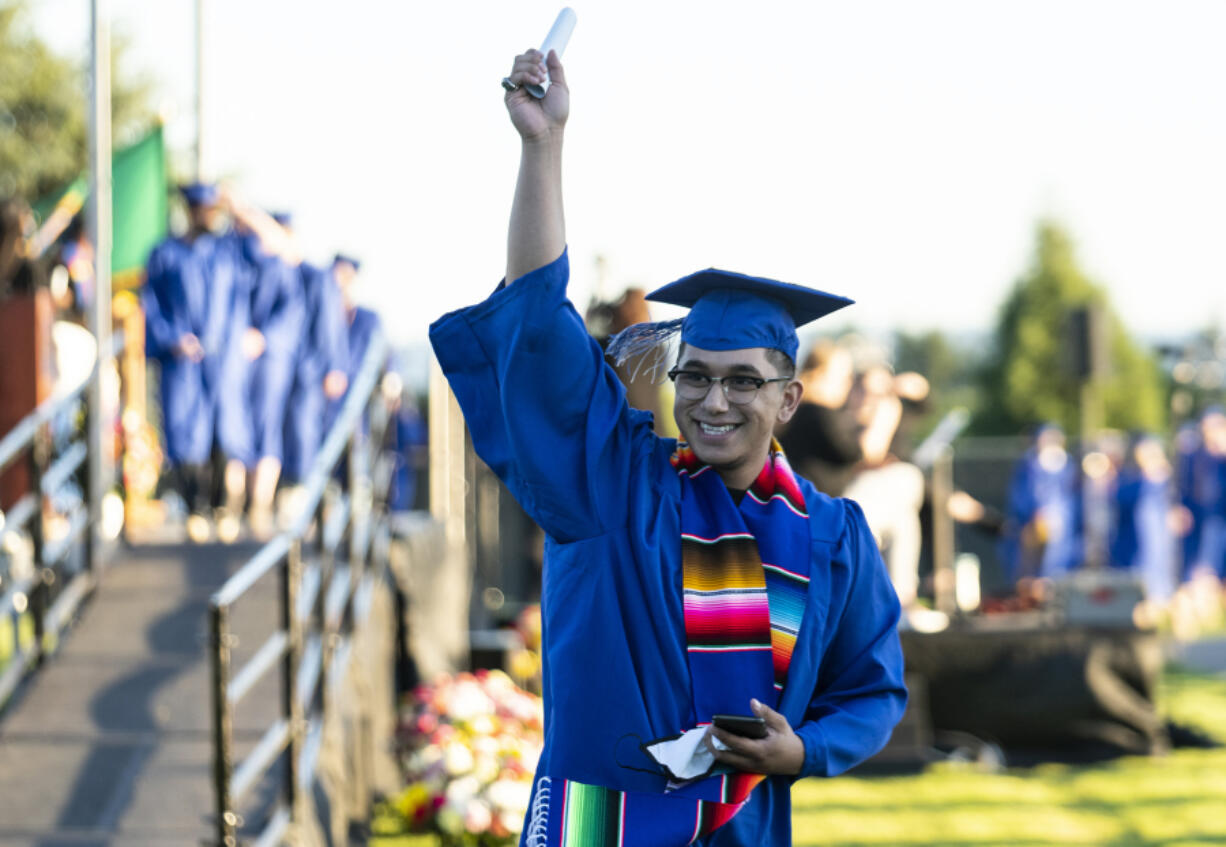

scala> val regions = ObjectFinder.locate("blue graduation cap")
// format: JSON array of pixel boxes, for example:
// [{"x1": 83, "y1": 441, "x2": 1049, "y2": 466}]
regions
[
  {"x1": 179, "y1": 182, "x2": 219, "y2": 207},
  {"x1": 333, "y1": 253, "x2": 361, "y2": 272},
  {"x1": 645, "y1": 269, "x2": 853, "y2": 362}
]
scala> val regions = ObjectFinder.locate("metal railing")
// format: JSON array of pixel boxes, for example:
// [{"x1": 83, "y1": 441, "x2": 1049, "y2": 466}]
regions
[
  {"x1": 208, "y1": 329, "x2": 399, "y2": 846},
  {"x1": 0, "y1": 331, "x2": 123, "y2": 708}
]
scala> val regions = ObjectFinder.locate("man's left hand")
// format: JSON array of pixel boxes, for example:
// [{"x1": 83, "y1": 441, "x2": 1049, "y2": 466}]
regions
[{"x1": 710, "y1": 698, "x2": 805, "y2": 776}]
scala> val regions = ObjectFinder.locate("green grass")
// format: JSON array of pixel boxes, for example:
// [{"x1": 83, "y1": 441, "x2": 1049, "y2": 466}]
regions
[
  {"x1": 372, "y1": 666, "x2": 1226, "y2": 847},
  {"x1": 789, "y1": 667, "x2": 1226, "y2": 846}
]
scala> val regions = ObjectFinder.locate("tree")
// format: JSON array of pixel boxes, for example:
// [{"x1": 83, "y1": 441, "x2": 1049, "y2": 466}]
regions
[
  {"x1": 974, "y1": 220, "x2": 1166, "y2": 437},
  {"x1": 0, "y1": 1, "x2": 155, "y2": 202}
]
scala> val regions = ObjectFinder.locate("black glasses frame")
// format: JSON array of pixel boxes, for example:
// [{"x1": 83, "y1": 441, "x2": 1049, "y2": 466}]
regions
[{"x1": 666, "y1": 369, "x2": 791, "y2": 404}]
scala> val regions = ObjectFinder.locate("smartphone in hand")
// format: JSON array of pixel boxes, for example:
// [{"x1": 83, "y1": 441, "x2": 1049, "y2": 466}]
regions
[{"x1": 712, "y1": 714, "x2": 768, "y2": 739}]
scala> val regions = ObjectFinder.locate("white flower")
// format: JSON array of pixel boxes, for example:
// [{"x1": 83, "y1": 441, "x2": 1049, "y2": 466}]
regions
[
  {"x1": 445, "y1": 775, "x2": 482, "y2": 809},
  {"x1": 487, "y1": 778, "x2": 531, "y2": 819},
  {"x1": 443, "y1": 741, "x2": 475, "y2": 776},
  {"x1": 463, "y1": 797, "x2": 493, "y2": 833},
  {"x1": 447, "y1": 680, "x2": 495, "y2": 721}
]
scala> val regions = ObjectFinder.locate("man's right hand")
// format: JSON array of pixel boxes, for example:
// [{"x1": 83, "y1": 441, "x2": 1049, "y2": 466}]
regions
[
  {"x1": 176, "y1": 333, "x2": 204, "y2": 362},
  {"x1": 505, "y1": 49, "x2": 569, "y2": 142}
]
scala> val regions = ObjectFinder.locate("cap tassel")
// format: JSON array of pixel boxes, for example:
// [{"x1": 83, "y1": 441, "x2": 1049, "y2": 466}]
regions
[{"x1": 604, "y1": 318, "x2": 683, "y2": 384}]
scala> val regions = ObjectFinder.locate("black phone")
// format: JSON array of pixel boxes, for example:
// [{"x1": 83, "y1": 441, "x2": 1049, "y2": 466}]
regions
[{"x1": 712, "y1": 714, "x2": 767, "y2": 739}]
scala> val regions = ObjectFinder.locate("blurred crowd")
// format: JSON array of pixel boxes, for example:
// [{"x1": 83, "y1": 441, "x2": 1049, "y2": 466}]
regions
[
  {"x1": 773, "y1": 335, "x2": 1226, "y2": 637},
  {"x1": 140, "y1": 182, "x2": 425, "y2": 543},
  {"x1": 996, "y1": 413, "x2": 1226, "y2": 636}
]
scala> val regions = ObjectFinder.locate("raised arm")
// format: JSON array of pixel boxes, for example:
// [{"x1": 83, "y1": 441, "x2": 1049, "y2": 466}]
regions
[
  {"x1": 221, "y1": 186, "x2": 302, "y2": 266},
  {"x1": 504, "y1": 49, "x2": 569, "y2": 284}
]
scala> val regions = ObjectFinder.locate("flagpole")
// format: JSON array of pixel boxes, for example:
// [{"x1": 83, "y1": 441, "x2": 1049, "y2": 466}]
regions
[
  {"x1": 195, "y1": 0, "x2": 205, "y2": 180},
  {"x1": 87, "y1": 0, "x2": 114, "y2": 569}
]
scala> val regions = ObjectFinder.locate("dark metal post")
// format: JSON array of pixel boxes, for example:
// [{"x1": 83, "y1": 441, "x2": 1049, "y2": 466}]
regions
[
  {"x1": 210, "y1": 602, "x2": 237, "y2": 847},
  {"x1": 27, "y1": 433, "x2": 47, "y2": 664},
  {"x1": 282, "y1": 540, "x2": 303, "y2": 825}
]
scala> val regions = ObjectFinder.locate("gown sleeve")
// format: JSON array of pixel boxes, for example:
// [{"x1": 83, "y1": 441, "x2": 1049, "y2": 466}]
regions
[
  {"x1": 429, "y1": 249, "x2": 648, "y2": 543},
  {"x1": 141, "y1": 244, "x2": 185, "y2": 358},
  {"x1": 793, "y1": 499, "x2": 907, "y2": 778}
]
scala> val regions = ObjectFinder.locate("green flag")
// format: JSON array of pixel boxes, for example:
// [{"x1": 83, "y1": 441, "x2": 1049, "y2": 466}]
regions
[
  {"x1": 111, "y1": 125, "x2": 168, "y2": 283},
  {"x1": 31, "y1": 126, "x2": 168, "y2": 288}
]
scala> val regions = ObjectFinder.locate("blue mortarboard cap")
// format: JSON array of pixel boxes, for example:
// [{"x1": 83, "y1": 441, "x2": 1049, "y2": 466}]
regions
[
  {"x1": 333, "y1": 253, "x2": 361, "y2": 272},
  {"x1": 645, "y1": 269, "x2": 852, "y2": 362},
  {"x1": 271, "y1": 211, "x2": 293, "y2": 227},
  {"x1": 179, "y1": 182, "x2": 219, "y2": 207}
]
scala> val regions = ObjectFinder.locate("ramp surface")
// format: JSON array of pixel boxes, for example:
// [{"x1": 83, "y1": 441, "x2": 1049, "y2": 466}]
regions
[{"x1": 0, "y1": 538, "x2": 282, "y2": 846}]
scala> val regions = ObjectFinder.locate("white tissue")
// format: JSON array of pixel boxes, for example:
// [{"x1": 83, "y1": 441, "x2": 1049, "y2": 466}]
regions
[{"x1": 644, "y1": 726, "x2": 727, "y2": 782}]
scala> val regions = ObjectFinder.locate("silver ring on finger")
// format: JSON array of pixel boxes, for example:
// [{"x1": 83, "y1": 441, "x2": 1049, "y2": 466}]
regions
[{"x1": 501, "y1": 77, "x2": 519, "y2": 92}]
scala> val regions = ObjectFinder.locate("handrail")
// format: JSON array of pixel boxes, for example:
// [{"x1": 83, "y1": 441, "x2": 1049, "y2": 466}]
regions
[
  {"x1": 208, "y1": 327, "x2": 398, "y2": 846},
  {"x1": 0, "y1": 328, "x2": 126, "y2": 710}
]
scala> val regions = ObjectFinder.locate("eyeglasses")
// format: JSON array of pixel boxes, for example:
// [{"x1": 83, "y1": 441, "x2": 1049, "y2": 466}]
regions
[{"x1": 667, "y1": 369, "x2": 790, "y2": 405}]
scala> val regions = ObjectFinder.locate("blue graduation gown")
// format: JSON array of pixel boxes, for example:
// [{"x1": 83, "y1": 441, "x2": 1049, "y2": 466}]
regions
[
  {"x1": 242, "y1": 241, "x2": 304, "y2": 463},
  {"x1": 389, "y1": 402, "x2": 427, "y2": 512},
  {"x1": 1110, "y1": 471, "x2": 1178, "y2": 602},
  {"x1": 429, "y1": 251, "x2": 906, "y2": 847},
  {"x1": 142, "y1": 232, "x2": 250, "y2": 466},
  {"x1": 324, "y1": 306, "x2": 383, "y2": 434},
  {"x1": 1177, "y1": 446, "x2": 1226, "y2": 579},
  {"x1": 282, "y1": 263, "x2": 349, "y2": 481},
  {"x1": 1001, "y1": 449, "x2": 1082, "y2": 582}
]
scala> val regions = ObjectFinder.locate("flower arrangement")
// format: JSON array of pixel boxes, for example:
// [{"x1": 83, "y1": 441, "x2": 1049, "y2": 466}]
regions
[{"x1": 380, "y1": 669, "x2": 544, "y2": 846}]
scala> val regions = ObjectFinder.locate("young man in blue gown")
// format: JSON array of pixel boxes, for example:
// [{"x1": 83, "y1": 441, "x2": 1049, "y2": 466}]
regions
[{"x1": 430, "y1": 50, "x2": 906, "y2": 846}]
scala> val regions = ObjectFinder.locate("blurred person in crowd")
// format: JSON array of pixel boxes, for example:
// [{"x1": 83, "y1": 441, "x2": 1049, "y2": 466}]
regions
[
  {"x1": 428, "y1": 49, "x2": 905, "y2": 846},
  {"x1": 0, "y1": 198, "x2": 44, "y2": 300},
  {"x1": 1177, "y1": 407, "x2": 1226, "y2": 582},
  {"x1": 1001, "y1": 423, "x2": 1082, "y2": 587},
  {"x1": 841, "y1": 364, "x2": 930, "y2": 614},
  {"x1": 234, "y1": 211, "x2": 304, "y2": 538},
  {"x1": 1110, "y1": 433, "x2": 1191, "y2": 625},
  {"x1": 323, "y1": 254, "x2": 380, "y2": 430},
  {"x1": 324, "y1": 254, "x2": 404, "y2": 488},
  {"x1": 48, "y1": 214, "x2": 94, "y2": 319},
  {"x1": 1173, "y1": 410, "x2": 1226, "y2": 634},
  {"x1": 141, "y1": 183, "x2": 252, "y2": 542},
  {"x1": 388, "y1": 392, "x2": 427, "y2": 513},
  {"x1": 279, "y1": 239, "x2": 349, "y2": 520},
  {"x1": 776, "y1": 340, "x2": 861, "y2": 495}
]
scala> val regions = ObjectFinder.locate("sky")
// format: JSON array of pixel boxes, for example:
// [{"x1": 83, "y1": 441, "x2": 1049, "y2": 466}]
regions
[{"x1": 31, "y1": 0, "x2": 1226, "y2": 366}]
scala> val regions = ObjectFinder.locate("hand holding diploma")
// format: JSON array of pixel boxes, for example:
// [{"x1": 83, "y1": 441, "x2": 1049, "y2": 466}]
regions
[{"x1": 504, "y1": 48, "x2": 569, "y2": 143}]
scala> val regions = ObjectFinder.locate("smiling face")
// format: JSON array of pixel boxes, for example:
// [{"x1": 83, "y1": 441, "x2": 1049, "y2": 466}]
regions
[{"x1": 672, "y1": 344, "x2": 804, "y2": 489}]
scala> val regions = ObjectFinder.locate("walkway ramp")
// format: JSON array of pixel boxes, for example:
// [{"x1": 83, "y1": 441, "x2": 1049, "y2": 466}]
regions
[{"x1": 0, "y1": 538, "x2": 281, "y2": 846}]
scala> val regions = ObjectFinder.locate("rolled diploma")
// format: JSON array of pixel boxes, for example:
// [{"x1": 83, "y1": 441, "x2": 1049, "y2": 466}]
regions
[{"x1": 526, "y1": 7, "x2": 577, "y2": 99}]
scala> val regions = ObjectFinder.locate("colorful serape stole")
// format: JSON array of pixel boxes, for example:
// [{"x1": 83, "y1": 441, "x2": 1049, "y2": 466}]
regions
[
  {"x1": 673, "y1": 439, "x2": 812, "y2": 716},
  {"x1": 537, "y1": 773, "x2": 767, "y2": 847}
]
